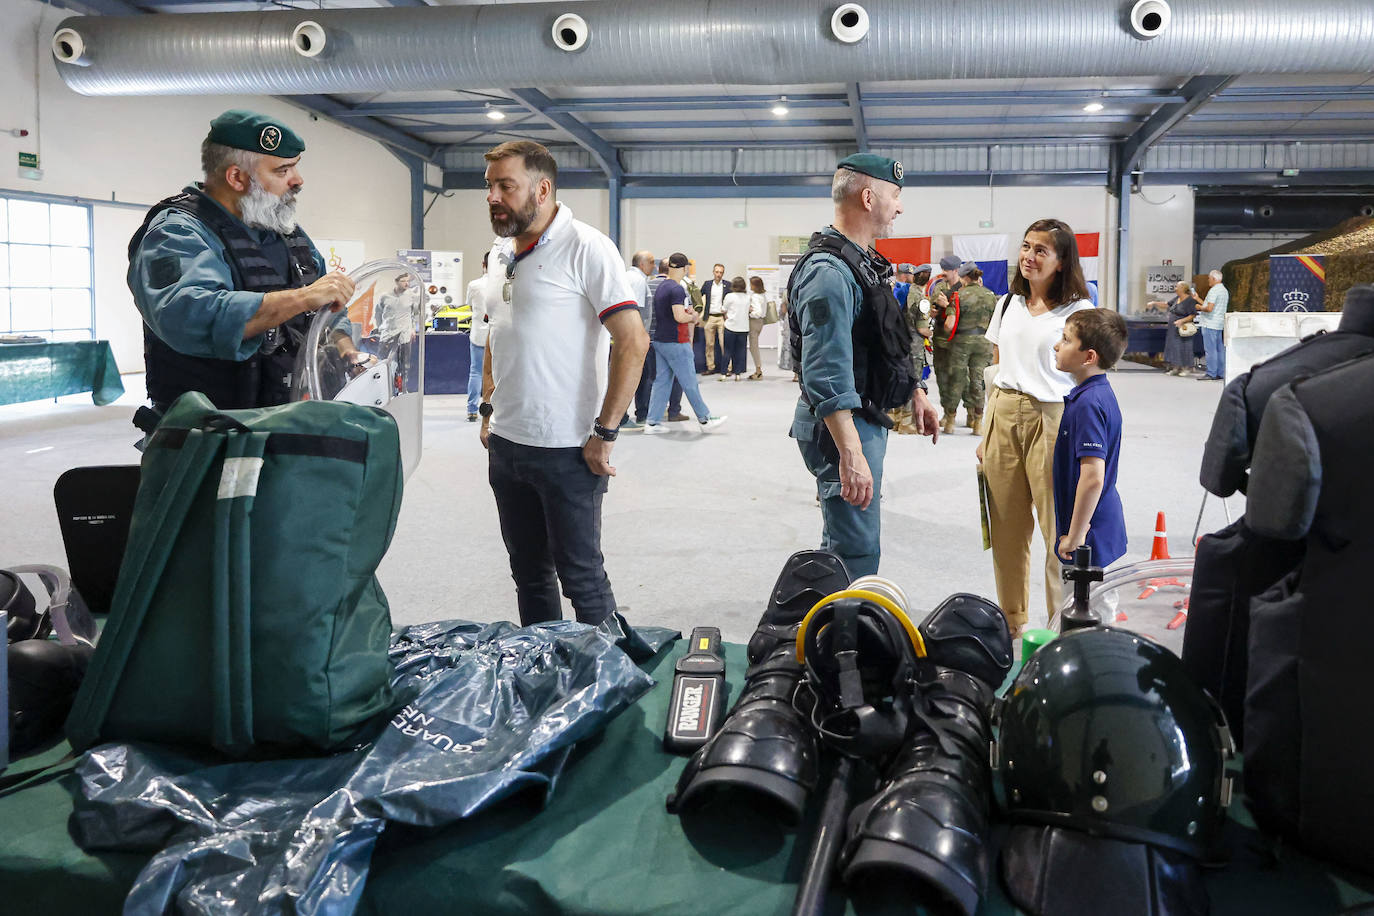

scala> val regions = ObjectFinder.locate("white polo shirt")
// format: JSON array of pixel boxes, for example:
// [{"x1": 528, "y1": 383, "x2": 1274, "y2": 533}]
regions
[
  {"x1": 465, "y1": 274, "x2": 494, "y2": 348},
  {"x1": 486, "y1": 203, "x2": 637, "y2": 448},
  {"x1": 986, "y1": 294, "x2": 1095, "y2": 404}
]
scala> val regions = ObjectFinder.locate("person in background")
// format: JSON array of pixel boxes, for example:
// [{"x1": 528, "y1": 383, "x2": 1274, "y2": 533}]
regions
[
  {"x1": 373, "y1": 271, "x2": 419, "y2": 389},
  {"x1": 1196, "y1": 269, "x2": 1229, "y2": 380},
  {"x1": 645, "y1": 253, "x2": 727, "y2": 433},
  {"x1": 620, "y1": 249, "x2": 656, "y2": 430},
  {"x1": 892, "y1": 262, "x2": 917, "y2": 310},
  {"x1": 1148, "y1": 280, "x2": 1198, "y2": 376},
  {"x1": 699, "y1": 263, "x2": 731, "y2": 374},
  {"x1": 646, "y1": 257, "x2": 687, "y2": 421},
  {"x1": 746, "y1": 275, "x2": 770, "y2": 380},
  {"x1": 721, "y1": 276, "x2": 752, "y2": 381},
  {"x1": 1051, "y1": 308, "x2": 1129, "y2": 573},
  {"x1": 942, "y1": 264, "x2": 997, "y2": 435},
  {"x1": 777, "y1": 290, "x2": 797, "y2": 383},
  {"x1": 976, "y1": 218, "x2": 1095, "y2": 637},
  {"x1": 929, "y1": 255, "x2": 964, "y2": 413},
  {"x1": 464, "y1": 252, "x2": 491, "y2": 421}
]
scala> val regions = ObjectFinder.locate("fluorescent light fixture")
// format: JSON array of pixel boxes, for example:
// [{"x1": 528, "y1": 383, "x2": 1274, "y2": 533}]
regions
[
  {"x1": 771, "y1": 96, "x2": 789, "y2": 117},
  {"x1": 485, "y1": 104, "x2": 506, "y2": 121},
  {"x1": 1082, "y1": 102, "x2": 1105, "y2": 113}
]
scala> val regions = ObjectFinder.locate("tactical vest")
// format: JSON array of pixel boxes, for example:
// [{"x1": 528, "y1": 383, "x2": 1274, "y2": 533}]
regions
[
  {"x1": 129, "y1": 187, "x2": 321, "y2": 411},
  {"x1": 787, "y1": 230, "x2": 915, "y2": 411}
]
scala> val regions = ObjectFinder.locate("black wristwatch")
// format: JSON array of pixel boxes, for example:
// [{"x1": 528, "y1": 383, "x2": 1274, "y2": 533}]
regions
[
  {"x1": 591, "y1": 421, "x2": 619, "y2": 442},
  {"x1": 478, "y1": 401, "x2": 493, "y2": 418},
  {"x1": 914, "y1": 378, "x2": 929, "y2": 393}
]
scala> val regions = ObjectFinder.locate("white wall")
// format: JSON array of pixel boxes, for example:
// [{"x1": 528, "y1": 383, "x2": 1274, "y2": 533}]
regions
[
  {"x1": 1199, "y1": 233, "x2": 1305, "y2": 272},
  {"x1": 1, "y1": 0, "x2": 412, "y2": 371},
  {"x1": 1122, "y1": 185, "x2": 1195, "y2": 315}
]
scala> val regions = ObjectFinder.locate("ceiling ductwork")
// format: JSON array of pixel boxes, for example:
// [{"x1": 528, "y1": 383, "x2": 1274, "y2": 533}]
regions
[{"x1": 52, "y1": 0, "x2": 1374, "y2": 96}]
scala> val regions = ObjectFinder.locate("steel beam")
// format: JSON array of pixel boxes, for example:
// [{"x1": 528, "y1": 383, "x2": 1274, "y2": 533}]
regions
[
  {"x1": 507, "y1": 88, "x2": 620, "y2": 178},
  {"x1": 847, "y1": 84, "x2": 869, "y2": 153},
  {"x1": 1113, "y1": 75, "x2": 1236, "y2": 187},
  {"x1": 281, "y1": 96, "x2": 438, "y2": 161}
]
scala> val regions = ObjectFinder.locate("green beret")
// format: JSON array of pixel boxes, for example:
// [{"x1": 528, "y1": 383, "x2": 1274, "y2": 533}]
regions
[
  {"x1": 836, "y1": 153, "x2": 903, "y2": 187},
  {"x1": 208, "y1": 109, "x2": 305, "y2": 158}
]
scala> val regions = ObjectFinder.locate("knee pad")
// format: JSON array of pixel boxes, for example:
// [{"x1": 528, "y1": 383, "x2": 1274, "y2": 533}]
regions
[
  {"x1": 917, "y1": 593, "x2": 1013, "y2": 689},
  {"x1": 668, "y1": 550, "x2": 851, "y2": 822},
  {"x1": 9, "y1": 639, "x2": 95, "y2": 755},
  {"x1": 3, "y1": 570, "x2": 43, "y2": 643}
]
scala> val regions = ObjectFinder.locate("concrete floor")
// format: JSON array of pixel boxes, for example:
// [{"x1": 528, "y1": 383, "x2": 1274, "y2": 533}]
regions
[{"x1": 1, "y1": 358, "x2": 1242, "y2": 644}]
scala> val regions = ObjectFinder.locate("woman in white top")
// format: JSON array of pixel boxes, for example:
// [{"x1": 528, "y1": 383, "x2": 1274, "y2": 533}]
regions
[
  {"x1": 746, "y1": 275, "x2": 770, "y2": 380},
  {"x1": 975, "y1": 218, "x2": 1095, "y2": 636},
  {"x1": 721, "y1": 277, "x2": 752, "y2": 380}
]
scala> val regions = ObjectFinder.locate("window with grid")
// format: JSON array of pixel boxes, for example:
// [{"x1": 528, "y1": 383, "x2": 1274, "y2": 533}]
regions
[{"x1": 0, "y1": 196, "x2": 95, "y2": 341}]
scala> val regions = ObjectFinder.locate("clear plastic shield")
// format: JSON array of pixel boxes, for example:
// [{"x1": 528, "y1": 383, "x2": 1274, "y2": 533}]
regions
[
  {"x1": 1051, "y1": 557, "x2": 1195, "y2": 657},
  {"x1": 294, "y1": 259, "x2": 426, "y2": 479}
]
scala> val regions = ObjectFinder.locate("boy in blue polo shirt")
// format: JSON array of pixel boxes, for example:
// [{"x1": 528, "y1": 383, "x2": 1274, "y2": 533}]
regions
[{"x1": 1052, "y1": 309, "x2": 1129, "y2": 569}]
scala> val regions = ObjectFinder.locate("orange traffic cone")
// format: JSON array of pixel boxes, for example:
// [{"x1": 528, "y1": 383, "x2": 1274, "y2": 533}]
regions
[{"x1": 1149, "y1": 511, "x2": 1171, "y2": 561}]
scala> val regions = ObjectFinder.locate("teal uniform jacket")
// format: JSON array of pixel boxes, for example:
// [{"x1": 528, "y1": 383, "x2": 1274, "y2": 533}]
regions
[
  {"x1": 788, "y1": 229, "x2": 888, "y2": 579},
  {"x1": 128, "y1": 185, "x2": 326, "y2": 363}
]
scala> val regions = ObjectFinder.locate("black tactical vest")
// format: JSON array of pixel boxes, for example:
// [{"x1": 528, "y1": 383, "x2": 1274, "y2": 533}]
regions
[
  {"x1": 129, "y1": 187, "x2": 321, "y2": 410},
  {"x1": 786, "y1": 230, "x2": 915, "y2": 411}
]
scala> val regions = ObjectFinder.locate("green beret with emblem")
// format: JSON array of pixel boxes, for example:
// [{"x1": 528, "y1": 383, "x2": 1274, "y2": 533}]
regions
[
  {"x1": 836, "y1": 153, "x2": 904, "y2": 187},
  {"x1": 208, "y1": 109, "x2": 305, "y2": 158}
]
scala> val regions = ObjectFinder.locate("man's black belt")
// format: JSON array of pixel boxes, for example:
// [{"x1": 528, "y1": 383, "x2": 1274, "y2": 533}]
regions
[{"x1": 955, "y1": 328, "x2": 987, "y2": 336}]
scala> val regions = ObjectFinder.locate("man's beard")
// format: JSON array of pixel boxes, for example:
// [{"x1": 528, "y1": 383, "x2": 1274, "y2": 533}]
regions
[
  {"x1": 240, "y1": 177, "x2": 300, "y2": 235},
  {"x1": 489, "y1": 189, "x2": 540, "y2": 238}
]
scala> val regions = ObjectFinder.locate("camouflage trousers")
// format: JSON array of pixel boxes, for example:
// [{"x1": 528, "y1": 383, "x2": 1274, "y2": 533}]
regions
[
  {"x1": 942, "y1": 334, "x2": 994, "y2": 414},
  {"x1": 931, "y1": 342, "x2": 952, "y2": 407}
]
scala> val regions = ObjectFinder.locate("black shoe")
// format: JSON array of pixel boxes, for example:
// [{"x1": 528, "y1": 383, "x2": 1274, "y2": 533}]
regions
[
  {"x1": 668, "y1": 413, "x2": 690, "y2": 422},
  {"x1": 467, "y1": 413, "x2": 478, "y2": 422}
]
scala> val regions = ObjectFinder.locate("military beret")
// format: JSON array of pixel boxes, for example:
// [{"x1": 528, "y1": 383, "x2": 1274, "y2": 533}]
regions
[
  {"x1": 836, "y1": 153, "x2": 904, "y2": 187},
  {"x1": 208, "y1": 109, "x2": 305, "y2": 158},
  {"x1": 897, "y1": 263, "x2": 917, "y2": 274},
  {"x1": 939, "y1": 255, "x2": 963, "y2": 271},
  {"x1": 957, "y1": 262, "x2": 979, "y2": 277}
]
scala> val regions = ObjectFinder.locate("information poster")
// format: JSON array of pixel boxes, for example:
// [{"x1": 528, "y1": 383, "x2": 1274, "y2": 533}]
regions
[
  {"x1": 397, "y1": 249, "x2": 464, "y2": 318},
  {"x1": 314, "y1": 238, "x2": 366, "y2": 275},
  {"x1": 1140, "y1": 264, "x2": 1187, "y2": 320}
]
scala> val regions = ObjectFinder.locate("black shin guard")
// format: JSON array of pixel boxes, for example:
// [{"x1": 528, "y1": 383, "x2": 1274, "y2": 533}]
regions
[
  {"x1": 667, "y1": 550, "x2": 850, "y2": 821},
  {"x1": 839, "y1": 594, "x2": 1012, "y2": 916}
]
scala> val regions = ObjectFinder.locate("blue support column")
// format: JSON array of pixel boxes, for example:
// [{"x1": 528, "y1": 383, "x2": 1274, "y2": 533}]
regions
[
  {"x1": 1116, "y1": 169, "x2": 1132, "y2": 315},
  {"x1": 608, "y1": 174, "x2": 621, "y2": 250},
  {"x1": 409, "y1": 157, "x2": 425, "y2": 249}
]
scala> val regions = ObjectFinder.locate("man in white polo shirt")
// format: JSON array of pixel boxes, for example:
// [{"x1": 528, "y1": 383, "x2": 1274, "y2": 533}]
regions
[{"x1": 478, "y1": 140, "x2": 649, "y2": 627}]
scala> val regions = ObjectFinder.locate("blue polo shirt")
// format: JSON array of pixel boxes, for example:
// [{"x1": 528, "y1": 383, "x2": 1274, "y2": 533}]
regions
[{"x1": 1053, "y1": 373, "x2": 1127, "y2": 567}]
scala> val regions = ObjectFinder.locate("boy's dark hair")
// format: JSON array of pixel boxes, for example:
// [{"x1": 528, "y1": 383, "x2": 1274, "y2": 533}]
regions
[{"x1": 1067, "y1": 308, "x2": 1129, "y2": 370}]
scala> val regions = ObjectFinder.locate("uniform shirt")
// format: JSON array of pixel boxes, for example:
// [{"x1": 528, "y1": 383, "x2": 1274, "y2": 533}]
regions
[
  {"x1": 1053, "y1": 373, "x2": 1127, "y2": 567},
  {"x1": 128, "y1": 184, "x2": 326, "y2": 362},
  {"x1": 485, "y1": 203, "x2": 637, "y2": 448},
  {"x1": 789, "y1": 231, "x2": 865, "y2": 422},
  {"x1": 956, "y1": 284, "x2": 998, "y2": 333},
  {"x1": 652, "y1": 279, "x2": 692, "y2": 344},
  {"x1": 625, "y1": 266, "x2": 651, "y2": 331},
  {"x1": 465, "y1": 275, "x2": 493, "y2": 348},
  {"x1": 929, "y1": 277, "x2": 962, "y2": 344},
  {"x1": 1200, "y1": 283, "x2": 1229, "y2": 330},
  {"x1": 986, "y1": 295, "x2": 1094, "y2": 404}
]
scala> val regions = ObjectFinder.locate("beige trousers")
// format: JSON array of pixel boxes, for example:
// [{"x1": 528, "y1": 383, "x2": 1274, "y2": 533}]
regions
[
  {"x1": 704, "y1": 315, "x2": 726, "y2": 370},
  {"x1": 982, "y1": 386, "x2": 1064, "y2": 631},
  {"x1": 748, "y1": 317, "x2": 765, "y2": 374}
]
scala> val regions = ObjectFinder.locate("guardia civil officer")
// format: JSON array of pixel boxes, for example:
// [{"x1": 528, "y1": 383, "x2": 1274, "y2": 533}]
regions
[
  {"x1": 128, "y1": 110, "x2": 361, "y2": 425},
  {"x1": 788, "y1": 154, "x2": 940, "y2": 578}
]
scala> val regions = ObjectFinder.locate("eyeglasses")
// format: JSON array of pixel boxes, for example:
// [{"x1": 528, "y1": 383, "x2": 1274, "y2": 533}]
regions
[{"x1": 501, "y1": 253, "x2": 516, "y2": 303}]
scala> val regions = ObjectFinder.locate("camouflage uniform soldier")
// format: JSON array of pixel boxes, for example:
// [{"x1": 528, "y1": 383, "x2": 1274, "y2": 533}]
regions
[
  {"x1": 930, "y1": 255, "x2": 964, "y2": 431},
  {"x1": 893, "y1": 266, "x2": 933, "y2": 432},
  {"x1": 943, "y1": 264, "x2": 998, "y2": 434}
]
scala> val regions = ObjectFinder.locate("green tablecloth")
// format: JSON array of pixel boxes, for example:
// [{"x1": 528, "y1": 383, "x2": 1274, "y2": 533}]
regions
[
  {"x1": 2, "y1": 642, "x2": 1372, "y2": 915},
  {"x1": 0, "y1": 341, "x2": 124, "y2": 407}
]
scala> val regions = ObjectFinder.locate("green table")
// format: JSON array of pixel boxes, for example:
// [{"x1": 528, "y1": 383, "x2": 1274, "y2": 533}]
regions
[
  {"x1": 2, "y1": 643, "x2": 1371, "y2": 914},
  {"x1": 0, "y1": 341, "x2": 124, "y2": 407}
]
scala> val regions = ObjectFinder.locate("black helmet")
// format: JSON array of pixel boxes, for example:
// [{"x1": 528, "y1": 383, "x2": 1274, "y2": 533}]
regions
[{"x1": 994, "y1": 626, "x2": 1234, "y2": 857}]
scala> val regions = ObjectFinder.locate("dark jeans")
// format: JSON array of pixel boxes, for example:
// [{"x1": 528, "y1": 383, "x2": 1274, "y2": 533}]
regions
[
  {"x1": 723, "y1": 329, "x2": 749, "y2": 375},
  {"x1": 488, "y1": 434, "x2": 616, "y2": 626}
]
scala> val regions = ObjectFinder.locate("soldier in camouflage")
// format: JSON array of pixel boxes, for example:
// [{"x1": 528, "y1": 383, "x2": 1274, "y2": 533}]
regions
[
  {"x1": 893, "y1": 266, "x2": 933, "y2": 432},
  {"x1": 929, "y1": 255, "x2": 964, "y2": 429},
  {"x1": 942, "y1": 264, "x2": 998, "y2": 434}
]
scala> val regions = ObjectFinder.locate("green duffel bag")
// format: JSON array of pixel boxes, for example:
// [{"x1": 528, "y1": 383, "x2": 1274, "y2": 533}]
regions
[{"x1": 66, "y1": 392, "x2": 402, "y2": 757}]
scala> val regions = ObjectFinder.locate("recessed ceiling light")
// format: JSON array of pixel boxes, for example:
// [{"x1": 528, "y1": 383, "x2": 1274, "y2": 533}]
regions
[
  {"x1": 772, "y1": 96, "x2": 789, "y2": 117},
  {"x1": 1083, "y1": 102, "x2": 1105, "y2": 113},
  {"x1": 485, "y1": 104, "x2": 506, "y2": 121}
]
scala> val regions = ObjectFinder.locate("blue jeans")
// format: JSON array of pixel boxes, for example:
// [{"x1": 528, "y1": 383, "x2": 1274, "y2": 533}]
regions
[
  {"x1": 794, "y1": 410, "x2": 888, "y2": 578},
  {"x1": 1202, "y1": 327, "x2": 1225, "y2": 378},
  {"x1": 467, "y1": 339, "x2": 485, "y2": 414},
  {"x1": 648, "y1": 341, "x2": 711, "y2": 423},
  {"x1": 487, "y1": 434, "x2": 616, "y2": 626},
  {"x1": 723, "y1": 329, "x2": 749, "y2": 375}
]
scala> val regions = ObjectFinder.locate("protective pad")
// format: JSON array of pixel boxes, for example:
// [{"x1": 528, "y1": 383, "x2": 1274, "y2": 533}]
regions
[
  {"x1": 918, "y1": 593, "x2": 1011, "y2": 688},
  {"x1": 1001, "y1": 824, "x2": 1209, "y2": 916}
]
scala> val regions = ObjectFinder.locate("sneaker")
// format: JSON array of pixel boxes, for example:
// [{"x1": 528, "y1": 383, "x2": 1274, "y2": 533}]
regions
[
  {"x1": 620, "y1": 419, "x2": 645, "y2": 432},
  {"x1": 699, "y1": 415, "x2": 728, "y2": 432},
  {"x1": 467, "y1": 412, "x2": 478, "y2": 422},
  {"x1": 643, "y1": 423, "x2": 667, "y2": 435},
  {"x1": 668, "y1": 413, "x2": 690, "y2": 422}
]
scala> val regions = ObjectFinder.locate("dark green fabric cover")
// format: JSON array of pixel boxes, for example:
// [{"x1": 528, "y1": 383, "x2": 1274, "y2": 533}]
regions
[
  {"x1": 0, "y1": 341, "x2": 124, "y2": 406},
  {"x1": 3, "y1": 643, "x2": 1372, "y2": 915},
  {"x1": 66, "y1": 393, "x2": 401, "y2": 756}
]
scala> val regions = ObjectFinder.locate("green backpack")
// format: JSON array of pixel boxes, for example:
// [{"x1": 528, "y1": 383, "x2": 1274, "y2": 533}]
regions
[{"x1": 66, "y1": 393, "x2": 402, "y2": 757}]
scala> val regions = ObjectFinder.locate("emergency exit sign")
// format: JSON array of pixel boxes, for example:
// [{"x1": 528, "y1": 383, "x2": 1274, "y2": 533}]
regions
[{"x1": 18, "y1": 152, "x2": 38, "y2": 168}]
